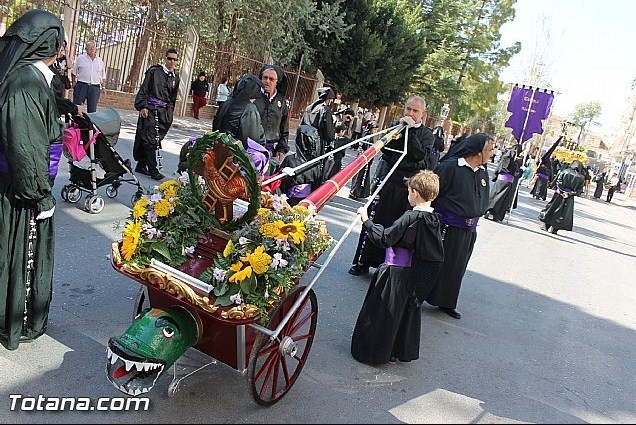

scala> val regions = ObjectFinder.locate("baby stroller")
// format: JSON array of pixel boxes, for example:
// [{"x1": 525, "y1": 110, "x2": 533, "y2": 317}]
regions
[{"x1": 60, "y1": 108, "x2": 144, "y2": 214}]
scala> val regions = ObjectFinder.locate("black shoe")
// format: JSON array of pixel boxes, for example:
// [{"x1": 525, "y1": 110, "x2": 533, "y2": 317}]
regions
[
  {"x1": 439, "y1": 307, "x2": 461, "y2": 319},
  {"x1": 134, "y1": 164, "x2": 149, "y2": 176},
  {"x1": 550, "y1": 228, "x2": 558, "y2": 234},
  {"x1": 348, "y1": 264, "x2": 369, "y2": 276},
  {"x1": 151, "y1": 172, "x2": 165, "y2": 181}
]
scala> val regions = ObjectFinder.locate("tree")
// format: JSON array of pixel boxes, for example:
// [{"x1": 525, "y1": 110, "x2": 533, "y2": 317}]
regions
[
  {"x1": 306, "y1": 0, "x2": 426, "y2": 106},
  {"x1": 413, "y1": 0, "x2": 520, "y2": 126},
  {"x1": 568, "y1": 101, "x2": 602, "y2": 145}
]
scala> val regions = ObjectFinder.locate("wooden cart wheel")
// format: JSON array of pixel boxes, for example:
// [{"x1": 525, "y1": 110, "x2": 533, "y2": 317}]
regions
[
  {"x1": 247, "y1": 285, "x2": 318, "y2": 406},
  {"x1": 132, "y1": 286, "x2": 151, "y2": 320}
]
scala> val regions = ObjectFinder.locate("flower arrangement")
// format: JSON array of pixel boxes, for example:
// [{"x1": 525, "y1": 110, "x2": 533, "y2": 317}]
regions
[
  {"x1": 200, "y1": 192, "x2": 334, "y2": 323},
  {"x1": 553, "y1": 146, "x2": 588, "y2": 165},
  {"x1": 120, "y1": 173, "x2": 214, "y2": 268}
]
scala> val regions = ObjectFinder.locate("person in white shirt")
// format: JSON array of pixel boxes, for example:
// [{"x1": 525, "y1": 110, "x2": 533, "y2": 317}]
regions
[
  {"x1": 216, "y1": 76, "x2": 230, "y2": 107},
  {"x1": 71, "y1": 40, "x2": 105, "y2": 113}
]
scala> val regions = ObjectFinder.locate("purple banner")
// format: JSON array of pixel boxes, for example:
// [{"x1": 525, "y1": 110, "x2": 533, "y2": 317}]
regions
[
  {"x1": 504, "y1": 87, "x2": 554, "y2": 143},
  {"x1": 520, "y1": 90, "x2": 553, "y2": 142},
  {"x1": 504, "y1": 86, "x2": 533, "y2": 142}
]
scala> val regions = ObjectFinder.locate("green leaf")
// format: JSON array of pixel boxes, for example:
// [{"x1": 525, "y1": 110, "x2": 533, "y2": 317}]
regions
[
  {"x1": 214, "y1": 294, "x2": 234, "y2": 307},
  {"x1": 151, "y1": 241, "x2": 172, "y2": 262},
  {"x1": 214, "y1": 281, "x2": 229, "y2": 297},
  {"x1": 240, "y1": 274, "x2": 258, "y2": 295}
]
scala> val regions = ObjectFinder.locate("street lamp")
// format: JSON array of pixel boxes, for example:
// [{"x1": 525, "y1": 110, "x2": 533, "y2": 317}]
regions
[{"x1": 439, "y1": 103, "x2": 450, "y2": 126}]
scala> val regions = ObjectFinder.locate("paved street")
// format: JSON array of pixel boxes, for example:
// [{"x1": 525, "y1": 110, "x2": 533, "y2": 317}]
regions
[{"x1": 0, "y1": 111, "x2": 634, "y2": 423}]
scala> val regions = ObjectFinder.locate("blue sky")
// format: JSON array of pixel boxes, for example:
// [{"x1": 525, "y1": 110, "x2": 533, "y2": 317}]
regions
[{"x1": 499, "y1": 0, "x2": 636, "y2": 137}]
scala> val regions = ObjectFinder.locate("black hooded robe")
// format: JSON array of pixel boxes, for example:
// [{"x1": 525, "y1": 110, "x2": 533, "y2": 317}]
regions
[
  {"x1": 132, "y1": 64, "x2": 180, "y2": 175},
  {"x1": 0, "y1": 10, "x2": 64, "y2": 350},
  {"x1": 538, "y1": 163, "x2": 585, "y2": 232},
  {"x1": 425, "y1": 134, "x2": 491, "y2": 311},
  {"x1": 486, "y1": 149, "x2": 522, "y2": 221},
  {"x1": 351, "y1": 124, "x2": 435, "y2": 269},
  {"x1": 213, "y1": 74, "x2": 264, "y2": 147}
]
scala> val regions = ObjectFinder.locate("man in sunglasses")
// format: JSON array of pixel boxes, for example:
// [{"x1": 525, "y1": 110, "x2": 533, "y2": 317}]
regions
[{"x1": 132, "y1": 48, "x2": 181, "y2": 180}]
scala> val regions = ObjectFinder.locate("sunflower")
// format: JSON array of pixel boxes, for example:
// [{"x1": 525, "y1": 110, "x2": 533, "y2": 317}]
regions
[
  {"x1": 243, "y1": 245, "x2": 271, "y2": 275},
  {"x1": 121, "y1": 221, "x2": 143, "y2": 261},
  {"x1": 229, "y1": 261, "x2": 253, "y2": 283},
  {"x1": 132, "y1": 198, "x2": 149, "y2": 219},
  {"x1": 278, "y1": 220, "x2": 306, "y2": 244}
]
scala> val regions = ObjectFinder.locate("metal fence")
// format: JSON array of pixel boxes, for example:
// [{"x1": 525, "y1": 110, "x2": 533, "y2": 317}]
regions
[{"x1": 1, "y1": 0, "x2": 318, "y2": 117}]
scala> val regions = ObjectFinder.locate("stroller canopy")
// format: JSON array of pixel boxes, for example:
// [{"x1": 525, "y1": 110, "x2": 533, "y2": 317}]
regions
[{"x1": 87, "y1": 108, "x2": 121, "y2": 146}]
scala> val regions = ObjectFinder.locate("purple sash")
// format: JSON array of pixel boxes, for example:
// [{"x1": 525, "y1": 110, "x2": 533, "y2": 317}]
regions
[
  {"x1": 538, "y1": 173, "x2": 549, "y2": 180},
  {"x1": 385, "y1": 247, "x2": 413, "y2": 267},
  {"x1": 287, "y1": 184, "x2": 312, "y2": 199},
  {"x1": 148, "y1": 96, "x2": 168, "y2": 108},
  {"x1": 497, "y1": 173, "x2": 514, "y2": 184},
  {"x1": 438, "y1": 209, "x2": 479, "y2": 231}
]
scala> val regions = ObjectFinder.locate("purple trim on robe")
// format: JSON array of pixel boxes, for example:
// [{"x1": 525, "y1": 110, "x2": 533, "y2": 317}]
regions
[
  {"x1": 385, "y1": 247, "x2": 413, "y2": 267},
  {"x1": 497, "y1": 173, "x2": 514, "y2": 184},
  {"x1": 287, "y1": 184, "x2": 312, "y2": 199},
  {"x1": 537, "y1": 173, "x2": 549, "y2": 180},
  {"x1": 148, "y1": 96, "x2": 168, "y2": 108},
  {"x1": 0, "y1": 145, "x2": 7, "y2": 173},
  {"x1": 246, "y1": 138, "x2": 270, "y2": 178},
  {"x1": 438, "y1": 209, "x2": 479, "y2": 231},
  {"x1": 49, "y1": 142, "x2": 64, "y2": 179}
]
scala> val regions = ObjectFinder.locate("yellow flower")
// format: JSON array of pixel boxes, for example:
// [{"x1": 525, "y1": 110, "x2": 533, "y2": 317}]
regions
[
  {"x1": 132, "y1": 198, "x2": 149, "y2": 219},
  {"x1": 279, "y1": 220, "x2": 306, "y2": 244},
  {"x1": 292, "y1": 205, "x2": 310, "y2": 219},
  {"x1": 223, "y1": 239, "x2": 234, "y2": 257},
  {"x1": 121, "y1": 221, "x2": 142, "y2": 261},
  {"x1": 158, "y1": 180, "x2": 178, "y2": 191},
  {"x1": 154, "y1": 198, "x2": 172, "y2": 217},
  {"x1": 164, "y1": 186, "x2": 177, "y2": 201},
  {"x1": 243, "y1": 245, "x2": 271, "y2": 274},
  {"x1": 257, "y1": 208, "x2": 271, "y2": 221},
  {"x1": 260, "y1": 221, "x2": 282, "y2": 238},
  {"x1": 229, "y1": 262, "x2": 253, "y2": 283}
]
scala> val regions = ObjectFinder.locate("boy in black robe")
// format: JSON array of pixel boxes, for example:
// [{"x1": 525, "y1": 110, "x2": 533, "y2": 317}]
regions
[{"x1": 351, "y1": 170, "x2": 444, "y2": 365}]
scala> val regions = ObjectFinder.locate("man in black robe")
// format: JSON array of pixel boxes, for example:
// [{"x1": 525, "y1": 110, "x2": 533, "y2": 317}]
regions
[
  {"x1": 348, "y1": 96, "x2": 435, "y2": 276},
  {"x1": 0, "y1": 10, "x2": 65, "y2": 350},
  {"x1": 539, "y1": 160, "x2": 585, "y2": 234},
  {"x1": 424, "y1": 133, "x2": 495, "y2": 319},
  {"x1": 132, "y1": 48, "x2": 180, "y2": 180}
]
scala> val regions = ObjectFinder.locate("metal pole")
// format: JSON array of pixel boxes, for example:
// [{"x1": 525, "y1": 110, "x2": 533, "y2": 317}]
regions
[{"x1": 289, "y1": 53, "x2": 304, "y2": 115}]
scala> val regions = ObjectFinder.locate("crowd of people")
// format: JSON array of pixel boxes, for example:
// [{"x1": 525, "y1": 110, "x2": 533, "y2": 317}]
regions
[{"x1": 0, "y1": 11, "x2": 630, "y2": 363}]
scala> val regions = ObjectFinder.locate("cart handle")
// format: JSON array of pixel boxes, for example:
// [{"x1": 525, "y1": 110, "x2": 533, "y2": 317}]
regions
[{"x1": 249, "y1": 127, "x2": 411, "y2": 340}]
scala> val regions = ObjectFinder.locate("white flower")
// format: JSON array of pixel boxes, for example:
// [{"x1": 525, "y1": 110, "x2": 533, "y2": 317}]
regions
[
  {"x1": 150, "y1": 193, "x2": 162, "y2": 203},
  {"x1": 238, "y1": 236, "x2": 249, "y2": 245},
  {"x1": 271, "y1": 194, "x2": 289, "y2": 211},
  {"x1": 178, "y1": 171, "x2": 189, "y2": 185},
  {"x1": 230, "y1": 293, "x2": 242, "y2": 305},
  {"x1": 181, "y1": 245, "x2": 195, "y2": 256},
  {"x1": 213, "y1": 267, "x2": 226, "y2": 282},
  {"x1": 275, "y1": 239, "x2": 291, "y2": 251},
  {"x1": 271, "y1": 252, "x2": 288, "y2": 270}
]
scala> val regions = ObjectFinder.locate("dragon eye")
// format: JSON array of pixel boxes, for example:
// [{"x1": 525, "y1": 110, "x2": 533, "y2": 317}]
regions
[{"x1": 162, "y1": 327, "x2": 175, "y2": 338}]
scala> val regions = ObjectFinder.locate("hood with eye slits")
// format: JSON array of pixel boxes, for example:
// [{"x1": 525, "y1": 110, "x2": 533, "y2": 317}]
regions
[{"x1": 106, "y1": 306, "x2": 200, "y2": 396}]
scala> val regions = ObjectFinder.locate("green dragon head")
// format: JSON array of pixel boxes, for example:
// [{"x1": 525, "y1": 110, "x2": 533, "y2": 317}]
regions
[{"x1": 106, "y1": 306, "x2": 201, "y2": 396}]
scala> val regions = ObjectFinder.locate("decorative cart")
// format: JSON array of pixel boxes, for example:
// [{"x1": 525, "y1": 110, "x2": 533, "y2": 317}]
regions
[{"x1": 109, "y1": 126, "x2": 406, "y2": 406}]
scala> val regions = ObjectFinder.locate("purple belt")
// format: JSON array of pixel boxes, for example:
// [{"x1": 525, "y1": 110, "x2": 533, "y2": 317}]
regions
[
  {"x1": 385, "y1": 247, "x2": 413, "y2": 267},
  {"x1": 287, "y1": 183, "x2": 312, "y2": 198},
  {"x1": 538, "y1": 173, "x2": 549, "y2": 180},
  {"x1": 148, "y1": 96, "x2": 168, "y2": 108},
  {"x1": 497, "y1": 173, "x2": 514, "y2": 183},
  {"x1": 438, "y1": 209, "x2": 479, "y2": 231}
]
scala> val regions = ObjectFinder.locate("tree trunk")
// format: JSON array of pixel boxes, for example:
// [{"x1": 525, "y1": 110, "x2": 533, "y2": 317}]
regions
[{"x1": 125, "y1": 5, "x2": 158, "y2": 93}]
